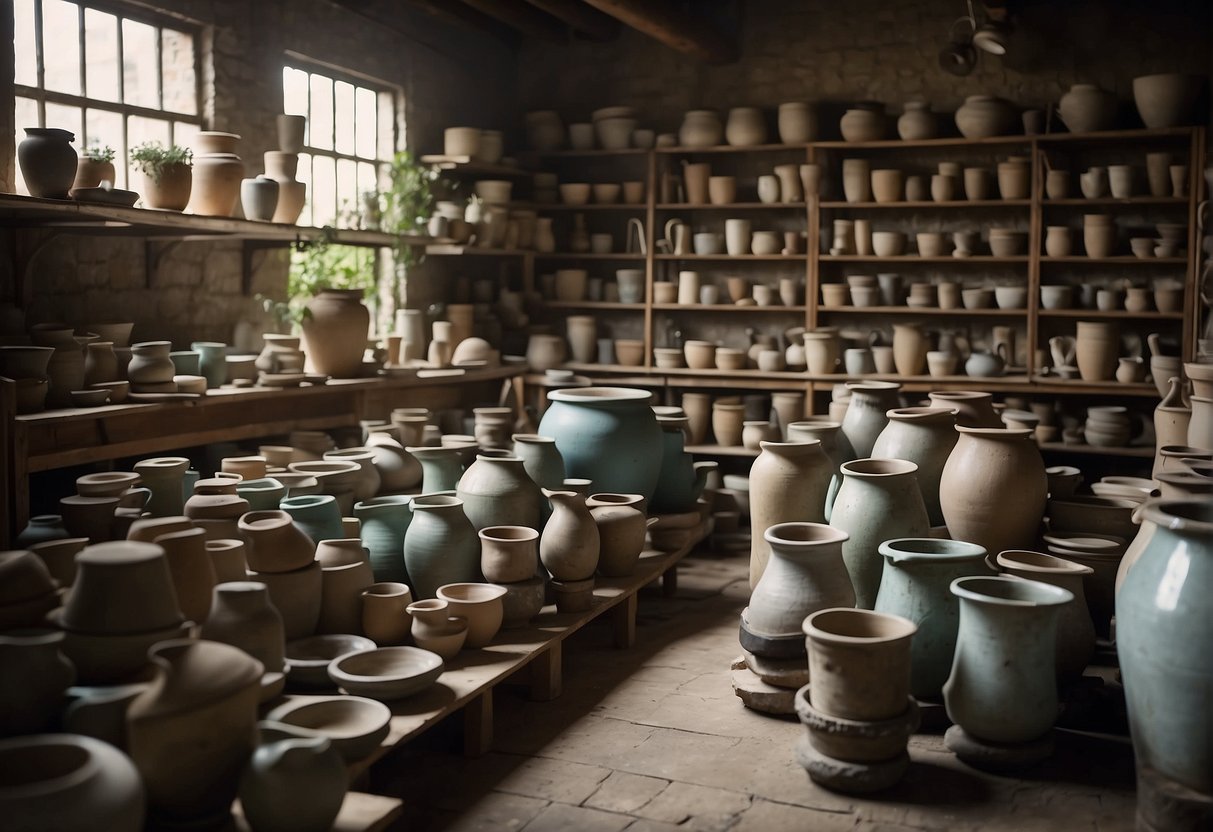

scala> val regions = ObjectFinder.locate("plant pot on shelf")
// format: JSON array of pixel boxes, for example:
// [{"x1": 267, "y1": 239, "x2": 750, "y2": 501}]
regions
[{"x1": 140, "y1": 163, "x2": 192, "y2": 212}]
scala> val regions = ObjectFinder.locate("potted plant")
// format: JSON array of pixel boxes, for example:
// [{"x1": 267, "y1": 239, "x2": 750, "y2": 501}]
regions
[
  {"x1": 72, "y1": 145, "x2": 116, "y2": 191},
  {"x1": 130, "y1": 142, "x2": 193, "y2": 211}
]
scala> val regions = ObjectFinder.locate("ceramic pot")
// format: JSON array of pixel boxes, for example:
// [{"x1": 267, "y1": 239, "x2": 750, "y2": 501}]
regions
[
  {"x1": 802, "y1": 331, "x2": 840, "y2": 375},
  {"x1": 408, "y1": 446, "x2": 465, "y2": 495},
  {"x1": 725, "y1": 107, "x2": 767, "y2": 146},
  {"x1": 892, "y1": 324, "x2": 927, "y2": 377},
  {"x1": 189, "y1": 152, "x2": 244, "y2": 217},
  {"x1": 1132, "y1": 73, "x2": 1203, "y2": 128},
  {"x1": 127, "y1": 340, "x2": 175, "y2": 387},
  {"x1": 873, "y1": 538, "x2": 989, "y2": 700},
  {"x1": 361, "y1": 582, "x2": 413, "y2": 645},
  {"x1": 0, "y1": 630, "x2": 75, "y2": 736},
  {"x1": 239, "y1": 723, "x2": 346, "y2": 832},
  {"x1": 928, "y1": 391, "x2": 1001, "y2": 429},
  {"x1": 127, "y1": 639, "x2": 263, "y2": 828},
  {"x1": 132, "y1": 456, "x2": 189, "y2": 517},
  {"x1": 280, "y1": 493, "x2": 344, "y2": 547},
  {"x1": 240, "y1": 510, "x2": 316, "y2": 574},
  {"x1": 407, "y1": 599, "x2": 466, "y2": 658},
  {"x1": 840, "y1": 381, "x2": 901, "y2": 458},
  {"x1": 804, "y1": 608, "x2": 917, "y2": 721},
  {"x1": 745, "y1": 522, "x2": 855, "y2": 650},
  {"x1": 939, "y1": 426, "x2": 1047, "y2": 558},
  {"x1": 200, "y1": 581, "x2": 286, "y2": 675},
  {"x1": 1188, "y1": 396, "x2": 1213, "y2": 449},
  {"x1": 566, "y1": 315, "x2": 597, "y2": 363},
  {"x1": 650, "y1": 421, "x2": 716, "y2": 515},
  {"x1": 994, "y1": 550, "x2": 1096, "y2": 681},
  {"x1": 315, "y1": 543, "x2": 375, "y2": 635},
  {"x1": 1058, "y1": 84, "x2": 1118, "y2": 133},
  {"x1": 871, "y1": 407, "x2": 958, "y2": 527},
  {"x1": 830, "y1": 459, "x2": 930, "y2": 609},
  {"x1": 954, "y1": 95, "x2": 1018, "y2": 139},
  {"x1": 525, "y1": 110, "x2": 564, "y2": 151},
  {"x1": 73, "y1": 156, "x2": 116, "y2": 191},
  {"x1": 710, "y1": 402, "x2": 744, "y2": 447},
  {"x1": 301, "y1": 289, "x2": 369, "y2": 379},
  {"x1": 586, "y1": 494, "x2": 647, "y2": 577},
  {"x1": 364, "y1": 433, "x2": 421, "y2": 492},
  {"x1": 512, "y1": 434, "x2": 566, "y2": 495},
  {"x1": 436, "y1": 583, "x2": 506, "y2": 648},
  {"x1": 748, "y1": 441, "x2": 833, "y2": 587},
  {"x1": 82, "y1": 341, "x2": 118, "y2": 386},
  {"x1": 479, "y1": 525, "x2": 539, "y2": 584},
  {"x1": 678, "y1": 110, "x2": 723, "y2": 148},
  {"x1": 778, "y1": 102, "x2": 817, "y2": 143},
  {"x1": 152, "y1": 527, "x2": 217, "y2": 625},
  {"x1": 525, "y1": 334, "x2": 566, "y2": 371},
  {"x1": 1075, "y1": 321, "x2": 1120, "y2": 382},
  {"x1": 839, "y1": 107, "x2": 886, "y2": 142},
  {"x1": 841, "y1": 158, "x2": 871, "y2": 203},
  {"x1": 540, "y1": 489, "x2": 599, "y2": 581},
  {"x1": 241, "y1": 175, "x2": 279, "y2": 221},
  {"x1": 943, "y1": 576, "x2": 1072, "y2": 743},
  {"x1": 1116, "y1": 500, "x2": 1212, "y2": 801},
  {"x1": 0, "y1": 732, "x2": 144, "y2": 831},
  {"x1": 457, "y1": 454, "x2": 544, "y2": 532},
  {"x1": 140, "y1": 162, "x2": 192, "y2": 211},
  {"x1": 323, "y1": 448, "x2": 380, "y2": 504},
  {"x1": 402, "y1": 494, "x2": 479, "y2": 599},
  {"x1": 897, "y1": 101, "x2": 937, "y2": 140},
  {"x1": 353, "y1": 496, "x2": 412, "y2": 584},
  {"x1": 18, "y1": 127, "x2": 78, "y2": 198},
  {"x1": 538, "y1": 387, "x2": 663, "y2": 500}
]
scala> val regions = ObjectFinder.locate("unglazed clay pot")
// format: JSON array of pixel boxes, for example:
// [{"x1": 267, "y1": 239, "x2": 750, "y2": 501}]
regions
[
  {"x1": 316, "y1": 544, "x2": 375, "y2": 635},
  {"x1": 126, "y1": 639, "x2": 263, "y2": 829},
  {"x1": 943, "y1": 577, "x2": 1071, "y2": 743},
  {"x1": 994, "y1": 550, "x2": 1095, "y2": 681},
  {"x1": 0, "y1": 732, "x2": 144, "y2": 832},
  {"x1": 512, "y1": 434, "x2": 566, "y2": 493},
  {"x1": 1058, "y1": 84, "x2": 1118, "y2": 133},
  {"x1": 540, "y1": 489, "x2": 600, "y2": 581},
  {"x1": 744, "y1": 522, "x2": 855, "y2": 649},
  {"x1": 897, "y1": 101, "x2": 937, "y2": 140},
  {"x1": 239, "y1": 510, "x2": 316, "y2": 574},
  {"x1": 804, "y1": 608, "x2": 917, "y2": 721},
  {"x1": 407, "y1": 598, "x2": 466, "y2": 659},
  {"x1": 840, "y1": 381, "x2": 901, "y2": 458},
  {"x1": 436, "y1": 583, "x2": 507, "y2": 648},
  {"x1": 479, "y1": 525, "x2": 539, "y2": 583},
  {"x1": 954, "y1": 95, "x2": 1018, "y2": 139},
  {"x1": 152, "y1": 527, "x2": 217, "y2": 625},
  {"x1": 1132, "y1": 73, "x2": 1203, "y2": 128},
  {"x1": 1075, "y1": 321, "x2": 1120, "y2": 382},
  {"x1": 456, "y1": 455, "x2": 543, "y2": 532},
  {"x1": 402, "y1": 494, "x2": 479, "y2": 600},
  {"x1": 364, "y1": 433, "x2": 422, "y2": 492},
  {"x1": 301, "y1": 289, "x2": 369, "y2": 379},
  {"x1": 891, "y1": 323, "x2": 928, "y2": 377},
  {"x1": 712, "y1": 402, "x2": 746, "y2": 446},
  {"x1": 678, "y1": 109, "x2": 723, "y2": 148},
  {"x1": 939, "y1": 426, "x2": 1046, "y2": 555},
  {"x1": 927, "y1": 391, "x2": 1000, "y2": 428},
  {"x1": 830, "y1": 459, "x2": 930, "y2": 609},
  {"x1": 748, "y1": 440, "x2": 833, "y2": 587},
  {"x1": 201, "y1": 581, "x2": 286, "y2": 677},
  {"x1": 239, "y1": 722, "x2": 346, "y2": 832},
  {"x1": 586, "y1": 494, "x2": 647, "y2": 577},
  {"x1": 1116, "y1": 500, "x2": 1212, "y2": 802},
  {"x1": 361, "y1": 582, "x2": 413, "y2": 646},
  {"x1": 871, "y1": 407, "x2": 958, "y2": 527},
  {"x1": 873, "y1": 538, "x2": 990, "y2": 700},
  {"x1": 0, "y1": 630, "x2": 75, "y2": 736},
  {"x1": 140, "y1": 162, "x2": 192, "y2": 211},
  {"x1": 323, "y1": 448, "x2": 380, "y2": 503}
]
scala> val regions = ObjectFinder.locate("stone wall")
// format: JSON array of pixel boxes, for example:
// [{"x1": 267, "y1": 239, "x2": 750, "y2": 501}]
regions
[
  {"x1": 1, "y1": 0, "x2": 517, "y2": 345},
  {"x1": 517, "y1": 0, "x2": 1211, "y2": 130}
]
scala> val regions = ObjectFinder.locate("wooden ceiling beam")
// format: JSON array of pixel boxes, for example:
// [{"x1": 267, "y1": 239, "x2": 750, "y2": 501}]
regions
[
  {"x1": 520, "y1": 0, "x2": 619, "y2": 42},
  {"x1": 577, "y1": 0, "x2": 737, "y2": 64},
  {"x1": 396, "y1": 0, "x2": 520, "y2": 47},
  {"x1": 454, "y1": 0, "x2": 570, "y2": 43}
]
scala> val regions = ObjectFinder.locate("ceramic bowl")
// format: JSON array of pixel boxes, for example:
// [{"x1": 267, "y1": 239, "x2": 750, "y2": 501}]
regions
[
  {"x1": 559, "y1": 183, "x2": 591, "y2": 205},
  {"x1": 988, "y1": 230, "x2": 1027, "y2": 257},
  {"x1": 13, "y1": 378, "x2": 49, "y2": 414},
  {"x1": 1039, "y1": 285, "x2": 1073, "y2": 309},
  {"x1": 265, "y1": 695, "x2": 392, "y2": 762},
  {"x1": 614, "y1": 339, "x2": 644, "y2": 367},
  {"x1": 871, "y1": 231, "x2": 906, "y2": 257},
  {"x1": 328, "y1": 646, "x2": 444, "y2": 701},
  {"x1": 473, "y1": 179, "x2": 512, "y2": 204},
  {"x1": 1130, "y1": 237, "x2": 1156, "y2": 259},
  {"x1": 683, "y1": 340, "x2": 717, "y2": 370},
  {"x1": 994, "y1": 286, "x2": 1028, "y2": 309},
  {"x1": 286, "y1": 634, "x2": 376, "y2": 688},
  {"x1": 714, "y1": 348, "x2": 747, "y2": 371},
  {"x1": 69, "y1": 388, "x2": 110, "y2": 408},
  {"x1": 435, "y1": 583, "x2": 507, "y2": 648},
  {"x1": 653, "y1": 348, "x2": 685, "y2": 369},
  {"x1": 961, "y1": 288, "x2": 995, "y2": 309},
  {"x1": 591, "y1": 183, "x2": 621, "y2": 204}
]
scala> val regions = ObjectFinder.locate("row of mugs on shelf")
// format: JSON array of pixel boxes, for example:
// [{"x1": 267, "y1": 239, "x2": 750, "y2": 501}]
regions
[
  {"x1": 840, "y1": 158, "x2": 1029, "y2": 204},
  {"x1": 830, "y1": 222, "x2": 1026, "y2": 257},
  {"x1": 671, "y1": 163, "x2": 818, "y2": 205},
  {"x1": 1047, "y1": 218, "x2": 1186, "y2": 258},
  {"x1": 471, "y1": 178, "x2": 649, "y2": 206},
  {"x1": 1062, "y1": 156, "x2": 1190, "y2": 200},
  {"x1": 822, "y1": 278, "x2": 1026, "y2": 310},
  {"x1": 668, "y1": 221, "x2": 803, "y2": 256}
]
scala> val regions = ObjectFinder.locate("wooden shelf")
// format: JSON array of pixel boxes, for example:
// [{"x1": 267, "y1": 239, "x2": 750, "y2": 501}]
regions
[
  {"x1": 1028, "y1": 376, "x2": 1161, "y2": 396},
  {"x1": 655, "y1": 202, "x2": 808, "y2": 210},
  {"x1": 234, "y1": 792, "x2": 402, "y2": 832},
  {"x1": 1042, "y1": 196, "x2": 1189, "y2": 206},
  {"x1": 534, "y1": 252, "x2": 645, "y2": 260},
  {"x1": 1037, "y1": 308, "x2": 1184, "y2": 320},
  {"x1": 654, "y1": 254, "x2": 807, "y2": 261},
  {"x1": 425, "y1": 245, "x2": 530, "y2": 256},
  {"x1": 817, "y1": 305, "x2": 1026, "y2": 316},
  {"x1": 527, "y1": 147, "x2": 650, "y2": 158},
  {"x1": 1034, "y1": 127, "x2": 1196, "y2": 144},
  {"x1": 812, "y1": 135, "x2": 1033, "y2": 149},
  {"x1": 419, "y1": 155, "x2": 532, "y2": 178},
  {"x1": 1038, "y1": 442, "x2": 1154, "y2": 458},
  {"x1": 819, "y1": 199, "x2": 1031, "y2": 209},
  {"x1": 820, "y1": 255, "x2": 1029, "y2": 264},
  {"x1": 544, "y1": 301, "x2": 643, "y2": 310},
  {"x1": 655, "y1": 142, "x2": 809, "y2": 154},
  {"x1": 1041, "y1": 256, "x2": 1188, "y2": 265},
  {"x1": 651, "y1": 303, "x2": 806, "y2": 313},
  {"x1": 526, "y1": 202, "x2": 646, "y2": 211}
]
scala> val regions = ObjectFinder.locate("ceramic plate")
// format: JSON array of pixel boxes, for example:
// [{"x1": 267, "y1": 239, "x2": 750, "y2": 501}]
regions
[{"x1": 70, "y1": 187, "x2": 140, "y2": 207}]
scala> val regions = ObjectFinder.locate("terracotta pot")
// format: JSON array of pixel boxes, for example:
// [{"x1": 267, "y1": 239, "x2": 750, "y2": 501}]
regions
[
  {"x1": 152, "y1": 527, "x2": 217, "y2": 625},
  {"x1": 436, "y1": 583, "x2": 506, "y2": 648},
  {"x1": 840, "y1": 381, "x2": 901, "y2": 458},
  {"x1": 994, "y1": 550, "x2": 1095, "y2": 681},
  {"x1": 939, "y1": 427, "x2": 1047, "y2": 555},
  {"x1": 1075, "y1": 321, "x2": 1120, "y2": 382},
  {"x1": 127, "y1": 639, "x2": 262, "y2": 828},
  {"x1": 927, "y1": 391, "x2": 1000, "y2": 428},
  {"x1": 407, "y1": 598, "x2": 467, "y2": 658},
  {"x1": 678, "y1": 110, "x2": 723, "y2": 148},
  {"x1": 361, "y1": 582, "x2": 413, "y2": 646},
  {"x1": 748, "y1": 441, "x2": 833, "y2": 587},
  {"x1": 586, "y1": 494, "x2": 647, "y2": 577},
  {"x1": 778, "y1": 102, "x2": 817, "y2": 143},
  {"x1": 73, "y1": 157, "x2": 116, "y2": 191},
  {"x1": 1189, "y1": 396, "x2": 1213, "y2": 450},
  {"x1": 457, "y1": 454, "x2": 543, "y2": 532},
  {"x1": 239, "y1": 510, "x2": 316, "y2": 574},
  {"x1": 479, "y1": 525, "x2": 539, "y2": 584},
  {"x1": 802, "y1": 331, "x2": 840, "y2": 375},
  {"x1": 18, "y1": 127, "x2": 78, "y2": 198},
  {"x1": 871, "y1": 407, "x2": 958, "y2": 527},
  {"x1": 1132, "y1": 73, "x2": 1203, "y2": 128},
  {"x1": 250, "y1": 561, "x2": 322, "y2": 641},
  {"x1": 954, "y1": 95, "x2": 1018, "y2": 139},
  {"x1": 189, "y1": 152, "x2": 244, "y2": 217},
  {"x1": 402, "y1": 494, "x2": 479, "y2": 600},
  {"x1": 201, "y1": 581, "x2": 286, "y2": 675},
  {"x1": 1058, "y1": 84, "x2": 1118, "y2": 133},
  {"x1": 897, "y1": 101, "x2": 937, "y2": 140},
  {"x1": 540, "y1": 489, "x2": 599, "y2": 581},
  {"x1": 140, "y1": 163, "x2": 192, "y2": 211},
  {"x1": 301, "y1": 289, "x2": 369, "y2": 379},
  {"x1": 804, "y1": 608, "x2": 917, "y2": 721},
  {"x1": 525, "y1": 334, "x2": 567, "y2": 372},
  {"x1": 316, "y1": 549, "x2": 375, "y2": 636},
  {"x1": 711, "y1": 402, "x2": 746, "y2": 447},
  {"x1": 839, "y1": 107, "x2": 886, "y2": 142},
  {"x1": 891, "y1": 324, "x2": 927, "y2": 377}
]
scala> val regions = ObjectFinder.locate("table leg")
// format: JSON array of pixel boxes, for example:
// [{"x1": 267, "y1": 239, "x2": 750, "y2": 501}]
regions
[
  {"x1": 463, "y1": 688, "x2": 493, "y2": 758},
  {"x1": 662, "y1": 564, "x2": 678, "y2": 597},
  {"x1": 611, "y1": 592, "x2": 638, "y2": 649},
  {"x1": 529, "y1": 641, "x2": 562, "y2": 701}
]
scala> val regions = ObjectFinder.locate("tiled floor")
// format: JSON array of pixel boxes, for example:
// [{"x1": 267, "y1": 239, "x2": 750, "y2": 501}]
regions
[{"x1": 373, "y1": 549, "x2": 1137, "y2": 831}]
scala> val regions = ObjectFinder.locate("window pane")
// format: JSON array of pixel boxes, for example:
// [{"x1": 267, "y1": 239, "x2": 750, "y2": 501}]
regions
[
  {"x1": 358, "y1": 162, "x2": 377, "y2": 202},
  {"x1": 336, "y1": 157, "x2": 357, "y2": 225},
  {"x1": 312, "y1": 154, "x2": 337, "y2": 227},
  {"x1": 128, "y1": 116, "x2": 171, "y2": 158},
  {"x1": 296, "y1": 152, "x2": 313, "y2": 227},
  {"x1": 122, "y1": 18, "x2": 159, "y2": 108},
  {"x1": 161, "y1": 27, "x2": 196, "y2": 115},
  {"x1": 283, "y1": 66, "x2": 309, "y2": 126},
  {"x1": 14, "y1": 97, "x2": 41, "y2": 195},
  {"x1": 355, "y1": 87, "x2": 377, "y2": 159},
  {"x1": 45, "y1": 102, "x2": 82, "y2": 140},
  {"x1": 309, "y1": 73, "x2": 333, "y2": 151},
  {"x1": 377, "y1": 91, "x2": 396, "y2": 160},
  {"x1": 84, "y1": 9, "x2": 120, "y2": 102},
  {"x1": 172, "y1": 121, "x2": 200, "y2": 152},
  {"x1": 84, "y1": 108, "x2": 123, "y2": 185},
  {"x1": 43, "y1": 0, "x2": 81, "y2": 95},
  {"x1": 334, "y1": 81, "x2": 355, "y2": 156},
  {"x1": 14, "y1": 0, "x2": 37, "y2": 87}
]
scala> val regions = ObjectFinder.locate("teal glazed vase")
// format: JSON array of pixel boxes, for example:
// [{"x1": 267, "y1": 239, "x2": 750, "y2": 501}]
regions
[
  {"x1": 191, "y1": 341, "x2": 227, "y2": 389},
  {"x1": 456, "y1": 455, "x2": 544, "y2": 533},
  {"x1": 402, "y1": 493, "x2": 479, "y2": 599},
  {"x1": 650, "y1": 420, "x2": 717, "y2": 515},
  {"x1": 538, "y1": 387, "x2": 664, "y2": 500},
  {"x1": 353, "y1": 495, "x2": 412, "y2": 584},
  {"x1": 407, "y1": 446, "x2": 465, "y2": 494},
  {"x1": 236, "y1": 477, "x2": 286, "y2": 511},
  {"x1": 280, "y1": 494, "x2": 344, "y2": 545},
  {"x1": 1116, "y1": 499, "x2": 1213, "y2": 804},
  {"x1": 873, "y1": 537, "x2": 989, "y2": 699}
]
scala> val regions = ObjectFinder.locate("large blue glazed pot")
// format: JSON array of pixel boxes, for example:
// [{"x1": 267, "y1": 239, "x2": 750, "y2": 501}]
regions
[{"x1": 538, "y1": 387, "x2": 664, "y2": 501}]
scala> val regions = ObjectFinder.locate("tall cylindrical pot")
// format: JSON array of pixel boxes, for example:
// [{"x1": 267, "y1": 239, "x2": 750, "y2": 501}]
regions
[{"x1": 301, "y1": 289, "x2": 369, "y2": 379}]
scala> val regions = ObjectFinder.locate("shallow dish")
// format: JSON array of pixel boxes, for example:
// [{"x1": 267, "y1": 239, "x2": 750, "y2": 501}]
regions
[
  {"x1": 69, "y1": 388, "x2": 111, "y2": 408},
  {"x1": 266, "y1": 695, "x2": 392, "y2": 762},
  {"x1": 328, "y1": 646, "x2": 444, "y2": 701},
  {"x1": 286, "y1": 633, "x2": 376, "y2": 688},
  {"x1": 70, "y1": 187, "x2": 140, "y2": 207}
]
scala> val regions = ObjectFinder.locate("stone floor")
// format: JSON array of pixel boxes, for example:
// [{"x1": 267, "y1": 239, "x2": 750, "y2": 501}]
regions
[{"x1": 371, "y1": 548, "x2": 1138, "y2": 831}]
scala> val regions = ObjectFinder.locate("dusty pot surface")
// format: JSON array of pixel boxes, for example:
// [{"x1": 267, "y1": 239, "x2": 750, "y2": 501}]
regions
[
  {"x1": 748, "y1": 440, "x2": 833, "y2": 587},
  {"x1": 803, "y1": 607, "x2": 917, "y2": 722},
  {"x1": 746, "y1": 522, "x2": 854, "y2": 639}
]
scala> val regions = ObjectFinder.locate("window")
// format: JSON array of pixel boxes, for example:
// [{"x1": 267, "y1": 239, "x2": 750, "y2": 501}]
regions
[
  {"x1": 13, "y1": 0, "x2": 202, "y2": 192},
  {"x1": 282, "y1": 58, "x2": 397, "y2": 228}
]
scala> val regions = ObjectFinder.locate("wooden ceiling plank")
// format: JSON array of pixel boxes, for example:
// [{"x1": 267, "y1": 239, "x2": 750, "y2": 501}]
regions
[
  {"x1": 520, "y1": 0, "x2": 619, "y2": 41},
  {"x1": 578, "y1": 0, "x2": 737, "y2": 64}
]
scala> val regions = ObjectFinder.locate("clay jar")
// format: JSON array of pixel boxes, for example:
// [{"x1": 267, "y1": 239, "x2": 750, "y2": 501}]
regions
[
  {"x1": 315, "y1": 541, "x2": 375, "y2": 636},
  {"x1": 943, "y1": 576, "x2": 1072, "y2": 744},
  {"x1": 301, "y1": 289, "x2": 369, "y2": 379},
  {"x1": 126, "y1": 638, "x2": 263, "y2": 828},
  {"x1": 871, "y1": 408, "x2": 956, "y2": 529},
  {"x1": 954, "y1": 95, "x2": 1018, "y2": 139},
  {"x1": 830, "y1": 459, "x2": 930, "y2": 609},
  {"x1": 189, "y1": 133, "x2": 244, "y2": 217},
  {"x1": 725, "y1": 107, "x2": 767, "y2": 146},
  {"x1": 939, "y1": 426, "x2": 1047, "y2": 557},
  {"x1": 512, "y1": 434, "x2": 567, "y2": 493},
  {"x1": 540, "y1": 489, "x2": 600, "y2": 581},
  {"x1": 748, "y1": 440, "x2": 833, "y2": 587},
  {"x1": 1075, "y1": 321, "x2": 1120, "y2": 382},
  {"x1": 586, "y1": 493, "x2": 648, "y2": 577},
  {"x1": 840, "y1": 381, "x2": 901, "y2": 458},
  {"x1": 0, "y1": 629, "x2": 76, "y2": 736},
  {"x1": 478, "y1": 525, "x2": 539, "y2": 584},
  {"x1": 994, "y1": 550, "x2": 1096, "y2": 681},
  {"x1": 152, "y1": 527, "x2": 218, "y2": 626},
  {"x1": 239, "y1": 510, "x2": 316, "y2": 574},
  {"x1": 804, "y1": 608, "x2": 917, "y2": 721},
  {"x1": 678, "y1": 110, "x2": 723, "y2": 148},
  {"x1": 407, "y1": 598, "x2": 467, "y2": 659},
  {"x1": 132, "y1": 456, "x2": 190, "y2": 517},
  {"x1": 456, "y1": 454, "x2": 544, "y2": 532},
  {"x1": 18, "y1": 127, "x2": 78, "y2": 198},
  {"x1": 353, "y1": 495, "x2": 412, "y2": 584},
  {"x1": 778, "y1": 102, "x2": 817, "y2": 144},
  {"x1": 402, "y1": 494, "x2": 479, "y2": 600},
  {"x1": 928, "y1": 390, "x2": 1001, "y2": 428},
  {"x1": 897, "y1": 101, "x2": 937, "y2": 140},
  {"x1": 238, "y1": 723, "x2": 346, "y2": 832},
  {"x1": 891, "y1": 323, "x2": 928, "y2": 377},
  {"x1": 744, "y1": 522, "x2": 855, "y2": 648},
  {"x1": 200, "y1": 581, "x2": 286, "y2": 677},
  {"x1": 436, "y1": 583, "x2": 507, "y2": 648},
  {"x1": 1058, "y1": 84, "x2": 1118, "y2": 133},
  {"x1": 361, "y1": 582, "x2": 413, "y2": 646},
  {"x1": 873, "y1": 538, "x2": 990, "y2": 700}
]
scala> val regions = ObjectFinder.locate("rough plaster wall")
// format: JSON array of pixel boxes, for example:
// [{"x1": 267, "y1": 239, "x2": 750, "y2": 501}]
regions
[{"x1": 3, "y1": 0, "x2": 516, "y2": 345}]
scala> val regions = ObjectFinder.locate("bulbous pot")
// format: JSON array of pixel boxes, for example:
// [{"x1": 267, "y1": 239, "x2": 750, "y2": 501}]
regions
[
  {"x1": 301, "y1": 289, "x2": 369, "y2": 379},
  {"x1": 586, "y1": 493, "x2": 647, "y2": 577},
  {"x1": 954, "y1": 95, "x2": 1018, "y2": 139},
  {"x1": 512, "y1": 434, "x2": 566, "y2": 493},
  {"x1": 540, "y1": 489, "x2": 600, "y2": 581},
  {"x1": 840, "y1": 381, "x2": 901, "y2": 459},
  {"x1": 748, "y1": 440, "x2": 833, "y2": 587},
  {"x1": 897, "y1": 101, "x2": 937, "y2": 140},
  {"x1": 456, "y1": 455, "x2": 543, "y2": 532},
  {"x1": 18, "y1": 127, "x2": 78, "y2": 198},
  {"x1": 724, "y1": 107, "x2": 767, "y2": 147},
  {"x1": 650, "y1": 421, "x2": 716, "y2": 515},
  {"x1": 538, "y1": 387, "x2": 664, "y2": 500},
  {"x1": 871, "y1": 407, "x2": 958, "y2": 527},
  {"x1": 280, "y1": 490, "x2": 346, "y2": 543},
  {"x1": 873, "y1": 538, "x2": 990, "y2": 700},
  {"x1": 777, "y1": 102, "x2": 817, "y2": 144},
  {"x1": 678, "y1": 110, "x2": 723, "y2": 148},
  {"x1": 353, "y1": 495, "x2": 412, "y2": 584},
  {"x1": 943, "y1": 576, "x2": 1072, "y2": 743},
  {"x1": 939, "y1": 426, "x2": 1047, "y2": 555},
  {"x1": 402, "y1": 494, "x2": 479, "y2": 600},
  {"x1": 927, "y1": 390, "x2": 1001, "y2": 428},
  {"x1": 239, "y1": 723, "x2": 347, "y2": 832},
  {"x1": 1133, "y1": 73, "x2": 1203, "y2": 129},
  {"x1": 200, "y1": 581, "x2": 286, "y2": 674},
  {"x1": 189, "y1": 153, "x2": 244, "y2": 217},
  {"x1": 408, "y1": 446, "x2": 465, "y2": 495},
  {"x1": 1058, "y1": 84, "x2": 1118, "y2": 133}
]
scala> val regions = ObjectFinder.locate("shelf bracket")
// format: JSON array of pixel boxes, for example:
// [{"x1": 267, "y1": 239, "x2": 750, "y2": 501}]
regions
[{"x1": 144, "y1": 239, "x2": 185, "y2": 289}]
